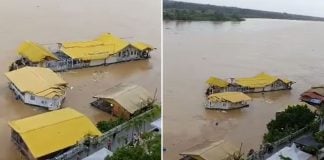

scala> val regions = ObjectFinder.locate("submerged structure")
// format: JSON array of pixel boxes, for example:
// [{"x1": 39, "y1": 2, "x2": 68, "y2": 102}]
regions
[
  {"x1": 10, "y1": 33, "x2": 155, "y2": 71},
  {"x1": 91, "y1": 84, "x2": 154, "y2": 119},
  {"x1": 206, "y1": 72, "x2": 294, "y2": 95},
  {"x1": 300, "y1": 85, "x2": 324, "y2": 106},
  {"x1": 5, "y1": 66, "x2": 68, "y2": 110},
  {"x1": 9, "y1": 108, "x2": 101, "y2": 160},
  {"x1": 206, "y1": 92, "x2": 251, "y2": 110},
  {"x1": 179, "y1": 140, "x2": 238, "y2": 160}
]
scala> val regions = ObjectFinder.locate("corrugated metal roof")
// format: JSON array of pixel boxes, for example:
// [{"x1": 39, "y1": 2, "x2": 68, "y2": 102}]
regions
[
  {"x1": 8, "y1": 108, "x2": 102, "y2": 158},
  {"x1": 18, "y1": 41, "x2": 59, "y2": 62},
  {"x1": 5, "y1": 67, "x2": 67, "y2": 98},
  {"x1": 208, "y1": 92, "x2": 251, "y2": 103},
  {"x1": 94, "y1": 84, "x2": 152, "y2": 114},
  {"x1": 236, "y1": 72, "x2": 292, "y2": 88},
  {"x1": 180, "y1": 140, "x2": 238, "y2": 160},
  {"x1": 131, "y1": 42, "x2": 154, "y2": 51},
  {"x1": 206, "y1": 76, "x2": 229, "y2": 87},
  {"x1": 61, "y1": 33, "x2": 130, "y2": 60}
]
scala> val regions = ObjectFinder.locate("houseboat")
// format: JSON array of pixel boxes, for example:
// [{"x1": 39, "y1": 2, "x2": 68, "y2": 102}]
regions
[
  {"x1": 206, "y1": 72, "x2": 294, "y2": 95},
  {"x1": 91, "y1": 84, "x2": 154, "y2": 120},
  {"x1": 9, "y1": 108, "x2": 101, "y2": 160},
  {"x1": 5, "y1": 66, "x2": 67, "y2": 110},
  {"x1": 9, "y1": 33, "x2": 155, "y2": 72},
  {"x1": 206, "y1": 92, "x2": 251, "y2": 110},
  {"x1": 300, "y1": 85, "x2": 324, "y2": 106}
]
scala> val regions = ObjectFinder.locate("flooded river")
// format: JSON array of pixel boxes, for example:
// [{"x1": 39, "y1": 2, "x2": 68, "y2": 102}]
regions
[
  {"x1": 164, "y1": 19, "x2": 324, "y2": 159},
  {"x1": 0, "y1": 0, "x2": 160, "y2": 159}
]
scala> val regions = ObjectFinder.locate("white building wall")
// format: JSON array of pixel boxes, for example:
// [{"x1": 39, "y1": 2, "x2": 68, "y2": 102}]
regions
[
  {"x1": 207, "y1": 101, "x2": 248, "y2": 110},
  {"x1": 9, "y1": 83, "x2": 64, "y2": 110},
  {"x1": 89, "y1": 59, "x2": 105, "y2": 66}
]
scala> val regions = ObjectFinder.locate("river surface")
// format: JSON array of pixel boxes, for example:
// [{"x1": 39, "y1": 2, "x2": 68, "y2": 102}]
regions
[
  {"x1": 0, "y1": 0, "x2": 160, "y2": 159},
  {"x1": 163, "y1": 19, "x2": 324, "y2": 159}
]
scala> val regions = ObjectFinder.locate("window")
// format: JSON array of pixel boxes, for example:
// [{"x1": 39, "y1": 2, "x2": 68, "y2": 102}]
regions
[
  {"x1": 41, "y1": 101, "x2": 47, "y2": 105},
  {"x1": 30, "y1": 96, "x2": 35, "y2": 100}
]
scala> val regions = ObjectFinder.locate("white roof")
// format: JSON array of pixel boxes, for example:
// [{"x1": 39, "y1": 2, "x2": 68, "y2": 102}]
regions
[
  {"x1": 82, "y1": 148, "x2": 113, "y2": 160},
  {"x1": 151, "y1": 118, "x2": 161, "y2": 130},
  {"x1": 267, "y1": 144, "x2": 312, "y2": 160}
]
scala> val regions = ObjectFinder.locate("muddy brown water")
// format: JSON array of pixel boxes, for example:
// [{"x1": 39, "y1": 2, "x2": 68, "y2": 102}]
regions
[
  {"x1": 0, "y1": 0, "x2": 160, "y2": 159},
  {"x1": 164, "y1": 19, "x2": 324, "y2": 160}
]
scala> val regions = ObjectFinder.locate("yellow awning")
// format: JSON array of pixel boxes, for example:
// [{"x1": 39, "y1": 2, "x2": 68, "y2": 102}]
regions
[
  {"x1": 236, "y1": 72, "x2": 292, "y2": 88},
  {"x1": 206, "y1": 76, "x2": 229, "y2": 87},
  {"x1": 18, "y1": 41, "x2": 58, "y2": 62},
  {"x1": 95, "y1": 33, "x2": 130, "y2": 53},
  {"x1": 8, "y1": 108, "x2": 102, "y2": 159},
  {"x1": 132, "y1": 42, "x2": 154, "y2": 51},
  {"x1": 208, "y1": 92, "x2": 251, "y2": 103},
  {"x1": 5, "y1": 67, "x2": 67, "y2": 98}
]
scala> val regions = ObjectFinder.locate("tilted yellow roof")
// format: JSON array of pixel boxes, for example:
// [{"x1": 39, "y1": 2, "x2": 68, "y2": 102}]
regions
[
  {"x1": 5, "y1": 67, "x2": 67, "y2": 98},
  {"x1": 18, "y1": 41, "x2": 58, "y2": 62},
  {"x1": 206, "y1": 76, "x2": 229, "y2": 87},
  {"x1": 208, "y1": 92, "x2": 251, "y2": 103},
  {"x1": 8, "y1": 108, "x2": 102, "y2": 158},
  {"x1": 61, "y1": 33, "x2": 130, "y2": 60},
  {"x1": 235, "y1": 72, "x2": 292, "y2": 88},
  {"x1": 180, "y1": 140, "x2": 238, "y2": 160},
  {"x1": 132, "y1": 42, "x2": 154, "y2": 51}
]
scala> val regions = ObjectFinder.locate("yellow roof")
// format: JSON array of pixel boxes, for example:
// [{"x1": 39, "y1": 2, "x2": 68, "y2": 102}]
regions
[
  {"x1": 18, "y1": 41, "x2": 58, "y2": 62},
  {"x1": 5, "y1": 67, "x2": 67, "y2": 98},
  {"x1": 61, "y1": 33, "x2": 130, "y2": 60},
  {"x1": 236, "y1": 72, "x2": 292, "y2": 88},
  {"x1": 94, "y1": 84, "x2": 152, "y2": 114},
  {"x1": 180, "y1": 140, "x2": 238, "y2": 160},
  {"x1": 8, "y1": 108, "x2": 102, "y2": 158},
  {"x1": 208, "y1": 92, "x2": 251, "y2": 103},
  {"x1": 206, "y1": 76, "x2": 229, "y2": 87},
  {"x1": 132, "y1": 42, "x2": 154, "y2": 51}
]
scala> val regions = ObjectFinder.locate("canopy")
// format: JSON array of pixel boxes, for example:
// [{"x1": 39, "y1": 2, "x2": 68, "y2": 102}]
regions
[
  {"x1": 9, "y1": 108, "x2": 102, "y2": 158},
  {"x1": 206, "y1": 76, "x2": 229, "y2": 87},
  {"x1": 132, "y1": 42, "x2": 155, "y2": 51},
  {"x1": 236, "y1": 72, "x2": 293, "y2": 88}
]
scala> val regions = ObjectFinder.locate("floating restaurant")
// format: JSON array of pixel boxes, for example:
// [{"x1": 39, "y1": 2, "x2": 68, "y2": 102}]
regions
[
  {"x1": 300, "y1": 85, "x2": 324, "y2": 106},
  {"x1": 8, "y1": 108, "x2": 101, "y2": 160},
  {"x1": 179, "y1": 140, "x2": 238, "y2": 160},
  {"x1": 10, "y1": 33, "x2": 155, "y2": 71},
  {"x1": 5, "y1": 67, "x2": 67, "y2": 110},
  {"x1": 91, "y1": 84, "x2": 154, "y2": 119},
  {"x1": 206, "y1": 92, "x2": 251, "y2": 110},
  {"x1": 206, "y1": 72, "x2": 294, "y2": 95}
]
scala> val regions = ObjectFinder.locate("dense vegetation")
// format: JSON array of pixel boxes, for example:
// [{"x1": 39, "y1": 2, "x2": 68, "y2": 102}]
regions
[
  {"x1": 164, "y1": 9, "x2": 244, "y2": 21},
  {"x1": 106, "y1": 133, "x2": 161, "y2": 160},
  {"x1": 97, "y1": 118, "x2": 125, "y2": 133},
  {"x1": 263, "y1": 105, "x2": 316, "y2": 143},
  {"x1": 164, "y1": 0, "x2": 324, "y2": 21}
]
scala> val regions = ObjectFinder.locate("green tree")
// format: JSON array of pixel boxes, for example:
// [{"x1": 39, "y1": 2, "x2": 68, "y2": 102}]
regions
[{"x1": 263, "y1": 105, "x2": 316, "y2": 143}]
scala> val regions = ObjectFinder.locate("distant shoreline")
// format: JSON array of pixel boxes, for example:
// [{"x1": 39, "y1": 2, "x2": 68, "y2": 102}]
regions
[{"x1": 164, "y1": 0, "x2": 324, "y2": 22}]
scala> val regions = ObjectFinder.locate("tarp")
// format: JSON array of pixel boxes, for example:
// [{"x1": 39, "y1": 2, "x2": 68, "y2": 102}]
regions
[
  {"x1": 208, "y1": 92, "x2": 251, "y2": 103},
  {"x1": 151, "y1": 118, "x2": 161, "y2": 130},
  {"x1": 9, "y1": 108, "x2": 102, "y2": 159},
  {"x1": 5, "y1": 67, "x2": 67, "y2": 98},
  {"x1": 94, "y1": 84, "x2": 152, "y2": 114},
  {"x1": 18, "y1": 41, "x2": 58, "y2": 62},
  {"x1": 266, "y1": 144, "x2": 312, "y2": 160},
  {"x1": 82, "y1": 148, "x2": 113, "y2": 160},
  {"x1": 180, "y1": 140, "x2": 238, "y2": 160}
]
